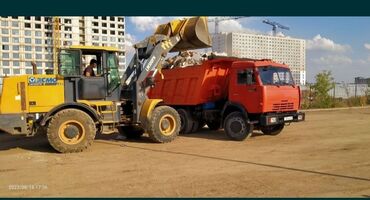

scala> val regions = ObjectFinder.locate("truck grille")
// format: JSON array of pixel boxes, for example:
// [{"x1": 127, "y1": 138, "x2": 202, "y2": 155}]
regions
[{"x1": 272, "y1": 102, "x2": 294, "y2": 111}]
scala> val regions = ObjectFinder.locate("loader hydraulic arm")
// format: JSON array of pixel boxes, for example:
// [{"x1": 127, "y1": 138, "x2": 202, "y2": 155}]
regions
[{"x1": 121, "y1": 17, "x2": 211, "y2": 123}]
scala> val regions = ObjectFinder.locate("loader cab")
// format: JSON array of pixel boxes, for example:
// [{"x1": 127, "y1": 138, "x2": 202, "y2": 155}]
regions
[{"x1": 59, "y1": 46, "x2": 121, "y2": 101}]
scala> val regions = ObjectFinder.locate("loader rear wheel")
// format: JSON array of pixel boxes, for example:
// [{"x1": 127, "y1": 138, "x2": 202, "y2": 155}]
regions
[
  {"x1": 118, "y1": 125, "x2": 145, "y2": 139},
  {"x1": 47, "y1": 109, "x2": 96, "y2": 153},
  {"x1": 148, "y1": 106, "x2": 180, "y2": 143},
  {"x1": 261, "y1": 124, "x2": 285, "y2": 135},
  {"x1": 224, "y1": 111, "x2": 253, "y2": 141}
]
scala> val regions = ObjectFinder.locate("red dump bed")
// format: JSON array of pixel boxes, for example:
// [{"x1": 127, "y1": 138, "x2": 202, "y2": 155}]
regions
[{"x1": 148, "y1": 58, "x2": 239, "y2": 105}]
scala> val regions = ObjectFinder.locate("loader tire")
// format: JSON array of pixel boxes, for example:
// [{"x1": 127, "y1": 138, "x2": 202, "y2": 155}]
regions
[
  {"x1": 261, "y1": 124, "x2": 285, "y2": 135},
  {"x1": 148, "y1": 106, "x2": 180, "y2": 143},
  {"x1": 47, "y1": 109, "x2": 96, "y2": 153},
  {"x1": 224, "y1": 111, "x2": 253, "y2": 141},
  {"x1": 118, "y1": 125, "x2": 145, "y2": 139},
  {"x1": 177, "y1": 108, "x2": 196, "y2": 134}
]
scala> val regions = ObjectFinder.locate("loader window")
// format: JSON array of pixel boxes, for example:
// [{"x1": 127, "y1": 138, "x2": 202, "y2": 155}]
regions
[
  {"x1": 107, "y1": 53, "x2": 120, "y2": 92},
  {"x1": 59, "y1": 50, "x2": 81, "y2": 76}
]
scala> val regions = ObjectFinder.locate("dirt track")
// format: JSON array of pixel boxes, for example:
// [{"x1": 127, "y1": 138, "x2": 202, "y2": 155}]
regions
[{"x1": 0, "y1": 108, "x2": 370, "y2": 197}]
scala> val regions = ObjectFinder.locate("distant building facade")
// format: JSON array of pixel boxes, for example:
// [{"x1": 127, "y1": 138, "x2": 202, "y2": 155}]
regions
[
  {"x1": 0, "y1": 16, "x2": 125, "y2": 76},
  {"x1": 212, "y1": 32, "x2": 306, "y2": 85}
]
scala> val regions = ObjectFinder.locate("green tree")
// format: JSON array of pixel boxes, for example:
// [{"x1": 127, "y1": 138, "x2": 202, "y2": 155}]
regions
[{"x1": 312, "y1": 70, "x2": 334, "y2": 108}]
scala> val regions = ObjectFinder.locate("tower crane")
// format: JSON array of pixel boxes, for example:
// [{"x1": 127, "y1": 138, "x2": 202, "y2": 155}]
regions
[
  {"x1": 262, "y1": 19, "x2": 289, "y2": 36},
  {"x1": 208, "y1": 17, "x2": 247, "y2": 33}
]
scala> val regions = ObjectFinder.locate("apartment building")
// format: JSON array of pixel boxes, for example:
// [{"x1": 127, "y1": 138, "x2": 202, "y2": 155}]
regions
[
  {"x1": 0, "y1": 16, "x2": 125, "y2": 76},
  {"x1": 212, "y1": 32, "x2": 306, "y2": 85}
]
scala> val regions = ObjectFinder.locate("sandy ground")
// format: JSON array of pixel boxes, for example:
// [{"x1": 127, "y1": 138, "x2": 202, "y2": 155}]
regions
[{"x1": 0, "y1": 108, "x2": 370, "y2": 197}]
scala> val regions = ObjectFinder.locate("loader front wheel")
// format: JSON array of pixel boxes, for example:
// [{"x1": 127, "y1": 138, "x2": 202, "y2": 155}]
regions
[
  {"x1": 148, "y1": 106, "x2": 180, "y2": 143},
  {"x1": 47, "y1": 109, "x2": 96, "y2": 153}
]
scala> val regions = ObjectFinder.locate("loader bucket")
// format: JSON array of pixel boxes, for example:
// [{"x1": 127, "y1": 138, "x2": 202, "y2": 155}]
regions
[{"x1": 155, "y1": 17, "x2": 212, "y2": 52}]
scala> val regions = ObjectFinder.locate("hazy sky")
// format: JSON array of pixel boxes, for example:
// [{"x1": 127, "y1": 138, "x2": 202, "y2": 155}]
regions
[{"x1": 125, "y1": 17, "x2": 370, "y2": 83}]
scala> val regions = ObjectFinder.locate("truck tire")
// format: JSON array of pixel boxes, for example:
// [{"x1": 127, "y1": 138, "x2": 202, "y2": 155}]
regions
[
  {"x1": 206, "y1": 120, "x2": 220, "y2": 130},
  {"x1": 148, "y1": 106, "x2": 180, "y2": 143},
  {"x1": 223, "y1": 111, "x2": 253, "y2": 141},
  {"x1": 46, "y1": 109, "x2": 96, "y2": 153},
  {"x1": 177, "y1": 108, "x2": 199, "y2": 134},
  {"x1": 261, "y1": 124, "x2": 285, "y2": 135},
  {"x1": 118, "y1": 125, "x2": 145, "y2": 139}
]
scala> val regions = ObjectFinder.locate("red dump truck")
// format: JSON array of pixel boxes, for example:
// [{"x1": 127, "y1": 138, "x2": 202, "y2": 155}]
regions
[{"x1": 148, "y1": 56, "x2": 305, "y2": 140}]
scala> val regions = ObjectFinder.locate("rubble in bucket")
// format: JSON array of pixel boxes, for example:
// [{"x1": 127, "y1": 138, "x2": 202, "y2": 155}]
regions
[{"x1": 163, "y1": 51, "x2": 228, "y2": 69}]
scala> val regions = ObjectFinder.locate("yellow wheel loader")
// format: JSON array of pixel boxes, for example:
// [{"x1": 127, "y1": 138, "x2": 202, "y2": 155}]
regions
[{"x1": 0, "y1": 17, "x2": 211, "y2": 153}]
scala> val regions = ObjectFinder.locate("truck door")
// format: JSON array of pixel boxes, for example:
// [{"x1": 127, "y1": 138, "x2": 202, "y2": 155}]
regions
[{"x1": 230, "y1": 68, "x2": 260, "y2": 113}]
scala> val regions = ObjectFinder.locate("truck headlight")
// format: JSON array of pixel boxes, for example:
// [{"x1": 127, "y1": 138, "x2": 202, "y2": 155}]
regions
[{"x1": 269, "y1": 117, "x2": 277, "y2": 123}]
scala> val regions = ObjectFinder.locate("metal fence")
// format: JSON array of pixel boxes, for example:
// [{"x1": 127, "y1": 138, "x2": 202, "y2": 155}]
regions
[{"x1": 301, "y1": 83, "x2": 369, "y2": 99}]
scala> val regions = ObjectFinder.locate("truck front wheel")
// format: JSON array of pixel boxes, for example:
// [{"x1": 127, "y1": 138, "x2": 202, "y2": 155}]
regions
[
  {"x1": 47, "y1": 109, "x2": 96, "y2": 153},
  {"x1": 148, "y1": 106, "x2": 180, "y2": 143},
  {"x1": 224, "y1": 111, "x2": 253, "y2": 141},
  {"x1": 261, "y1": 124, "x2": 285, "y2": 135}
]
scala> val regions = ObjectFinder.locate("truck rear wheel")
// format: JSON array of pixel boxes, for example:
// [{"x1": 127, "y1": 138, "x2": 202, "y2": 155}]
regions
[
  {"x1": 261, "y1": 124, "x2": 285, "y2": 135},
  {"x1": 148, "y1": 106, "x2": 180, "y2": 143},
  {"x1": 118, "y1": 125, "x2": 145, "y2": 139},
  {"x1": 177, "y1": 108, "x2": 199, "y2": 134},
  {"x1": 224, "y1": 111, "x2": 253, "y2": 141},
  {"x1": 47, "y1": 109, "x2": 96, "y2": 153}
]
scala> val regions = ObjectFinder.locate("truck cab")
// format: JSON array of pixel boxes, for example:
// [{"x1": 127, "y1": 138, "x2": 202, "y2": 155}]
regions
[{"x1": 229, "y1": 60, "x2": 304, "y2": 134}]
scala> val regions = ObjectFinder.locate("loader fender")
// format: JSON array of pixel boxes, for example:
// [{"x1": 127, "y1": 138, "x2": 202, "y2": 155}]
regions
[
  {"x1": 40, "y1": 102, "x2": 101, "y2": 126},
  {"x1": 139, "y1": 99, "x2": 163, "y2": 129}
]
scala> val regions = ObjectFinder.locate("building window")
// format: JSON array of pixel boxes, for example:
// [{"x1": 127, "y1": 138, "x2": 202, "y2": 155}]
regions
[
  {"x1": 35, "y1": 46, "x2": 42, "y2": 52},
  {"x1": 35, "y1": 17, "x2": 41, "y2": 21},
  {"x1": 102, "y1": 36, "x2": 107, "y2": 41},
  {"x1": 24, "y1": 16, "x2": 31, "y2": 20},
  {"x1": 25, "y1": 30, "x2": 32, "y2": 36},
  {"x1": 35, "y1": 24, "x2": 41, "y2": 29},
  {"x1": 1, "y1": 21, "x2": 8, "y2": 26},
  {"x1": 64, "y1": 19, "x2": 72, "y2": 24},
  {"x1": 93, "y1": 22, "x2": 98, "y2": 26},
  {"x1": 13, "y1": 61, "x2": 20, "y2": 67},
  {"x1": 25, "y1": 46, "x2": 32, "y2": 51},
  {"x1": 1, "y1": 37, "x2": 9, "y2": 42},
  {"x1": 64, "y1": 33, "x2": 72, "y2": 39},
  {"x1": 35, "y1": 39, "x2": 42, "y2": 44},
  {"x1": 110, "y1": 30, "x2": 115, "y2": 35},
  {"x1": 118, "y1": 31, "x2": 124, "y2": 36},
  {"x1": 12, "y1": 45, "x2": 19, "y2": 51},
  {"x1": 45, "y1": 24, "x2": 52, "y2": 30},
  {"x1": 102, "y1": 23, "x2": 107, "y2": 27},
  {"x1": 25, "y1": 68, "x2": 33, "y2": 74},
  {"x1": 118, "y1": 17, "x2": 124, "y2": 22},
  {"x1": 24, "y1": 23, "x2": 31, "y2": 28},
  {"x1": 11, "y1": 21, "x2": 18, "y2": 27},
  {"x1": 25, "y1": 38, "x2": 32, "y2": 43},
  {"x1": 92, "y1": 36, "x2": 99, "y2": 41},
  {"x1": 110, "y1": 16, "x2": 115, "y2": 21},
  {"x1": 3, "y1": 61, "x2": 9, "y2": 66},
  {"x1": 93, "y1": 16, "x2": 99, "y2": 19},
  {"x1": 64, "y1": 26, "x2": 72, "y2": 31},
  {"x1": 2, "y1": 45, "x2": 9, "y2": 50},
  {"x1": 102, "y1": 30, "x2": 107, "y2": 34},
  {"x1": 102, "y1": 16, "x2": 107, "y2": 20},
  {"x1": 13, "y1": 68, "x2": 20, "y2": 75},
  {"x1": 93, "y1": 29, "x2": 99, "y2": 33},
  {"x1": 110, "y1": 24, "x2": 115, "y2": 28},
  {"x1": 35, "y1": 31, "x2": 42, "y2": 37},
  {"x1": 12, "y1": 37, "x2": 19, "y2": 43},
  {"x1": 1, "y1": 29, "x2": 9, "y2": 34},
  {"x1": 118, "y1": 24, "x2": 124, "y2": 29},
  {"x1": 11, "y1": 29, "x2": 18, "y2": 35},
  {"x1": 13, "y1": 53, "x2": 19, "y2": 59},
  {"x1": 110, "y1": 37, "x2": 116, "y2": 42},
  {"x1": 3, "y1": 68, "x2": 10, "y2": 74},
  {"x1": 2, "y1": 53, "x2": 9, "y2": 58},
  {"x1": 25, "y1": 53, "x2": 32, "y2": 59}
]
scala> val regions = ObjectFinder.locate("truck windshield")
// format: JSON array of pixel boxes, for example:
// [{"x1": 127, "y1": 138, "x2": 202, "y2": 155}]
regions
[{"x1": 258, "y1": 66, "x2": 294, "y2": 85}]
